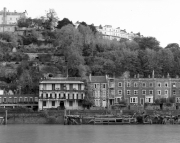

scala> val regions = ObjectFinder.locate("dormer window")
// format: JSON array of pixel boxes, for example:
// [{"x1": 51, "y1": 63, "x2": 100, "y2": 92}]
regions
[{"x1": 157, "y1": 82, "x2": 161, "y2": 87}]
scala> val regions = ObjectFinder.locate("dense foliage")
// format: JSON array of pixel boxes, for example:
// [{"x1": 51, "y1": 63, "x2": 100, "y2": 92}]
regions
[{"x1": 1, "y1": 12, "x2": 180, "y2": 95}]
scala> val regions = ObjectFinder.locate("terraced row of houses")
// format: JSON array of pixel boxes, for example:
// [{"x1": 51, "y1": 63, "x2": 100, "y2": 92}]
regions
[
  {"x1": 1, "y1": 74, "x2": 180, "y2": 110},
  {"x1": 88, "y1": 74, "x2": 180, "y2": 108}
]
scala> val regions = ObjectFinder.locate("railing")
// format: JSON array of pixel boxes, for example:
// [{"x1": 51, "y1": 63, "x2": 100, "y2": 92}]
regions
[
  {"x1": 0, "y1": 101, "x2": 38, "y2": 104},
  {"x1": 40, "y1": 97, "x2": 66, "y2": 99},
  {"x1": 40, "y1": 89, "x2": 84, "y2": 91}
]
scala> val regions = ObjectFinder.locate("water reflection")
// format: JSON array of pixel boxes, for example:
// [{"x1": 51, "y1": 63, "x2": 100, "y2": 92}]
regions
[{"x1": 0, "y1": 125, "x2": 180, "y2": 143}]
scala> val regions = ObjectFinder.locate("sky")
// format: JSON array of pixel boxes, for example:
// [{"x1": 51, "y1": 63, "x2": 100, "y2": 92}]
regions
[{"x1": 1, "y1": 0, "x2": 180, "y2": 47}]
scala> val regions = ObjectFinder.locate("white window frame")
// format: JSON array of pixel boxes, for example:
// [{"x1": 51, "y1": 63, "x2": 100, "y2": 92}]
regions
[
  {"x1": 176, "y1": 97, "x2": 180, "y2": 103},
  {"x1": 118, "y1": 82, "x2": 122, "y2": 87},
  {"x1": 118, "y1": 90, "x2": 122, "y2": 95},
  {"x1": 103, "y1": 84, "x2": 106, "y2": 88},
  {"x1": 127, "y1": 90, "x2": 131, "y2": 95},
  {"x1": 149, "y1": 90, "x2": 153, "y2": 95},
  {"x1": 142, "y1": 82, "x2": 146, "y2": 87},
  {"x1": 130, "y1": 97, "x2": 138, "y2": 103},
  {"x1": 157, "y1": 82, "x2": 161, "y2": 87},
  {"x1": 149, "y1": 82, "x2": 153, "y2": 87},
  {"x1": 134, "y1": 90, "x2": 138, "y2": 95},
  {"x1": 157, "y1": 90, "x2": 161, "y2": 95},
  {"x1": 142, "y1": 90, "x2": 146, "y2": 95},
  {"x1": 134, "y1": 82, "x2": 138, "y2": 87},
  {"x1": 165, "y1": 90, "x2": 168, "y2": 95},
  {"x1": 172, "y1": 83, "x2": 176, "y2": 88},
  {"x1": 165, "y1": 82, "x2": 168, "y2": 87},
  {"x1": 145, "y1": 97, "x2": 153, "y2": 103},
  {"x1": 127, "y1": 82, "x2": 131, "y2": 87},
  {"x1": 173, "y1": 90, "x2": 176, "y2": 95}
]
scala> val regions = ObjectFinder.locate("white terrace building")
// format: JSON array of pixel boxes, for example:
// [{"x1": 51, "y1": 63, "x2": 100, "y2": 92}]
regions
[
  {"x1": 96, "y1": 25, "x2": 141, "y2": 41},
  {"x1": 0, "y1": 7, "x2": 26, "y2": 32},
  {"x1": 96, "y1": 25, "x2": 129, "y2": 41},
  {"x1": 39, "y1": 77, "x2": 85, "y2": 110}
]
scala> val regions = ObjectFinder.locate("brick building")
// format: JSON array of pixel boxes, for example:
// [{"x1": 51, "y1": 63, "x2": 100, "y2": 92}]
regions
[
  {"x1": 0, "y1": 93, "x2": 38, "y2": 110},
  {"x1": 109, "y1": 76, "x2": 180, "y2": 107},
  {"x1": 88, "y1": 74, "x2": 108, "y2": 108}
]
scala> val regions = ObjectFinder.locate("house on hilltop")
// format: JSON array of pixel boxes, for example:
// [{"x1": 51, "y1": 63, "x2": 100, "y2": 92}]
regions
[{"x1": 0, "y1": 7, "x2": 26, "y2": 32}]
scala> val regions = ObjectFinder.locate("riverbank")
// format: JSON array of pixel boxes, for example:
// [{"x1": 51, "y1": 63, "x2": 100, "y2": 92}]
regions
[
  {"x1": 6, "y1": 112, "x2": 64, "y2": 124},
  {"x1": 1, "y1": 109, "x2": 180, "y2": 124}
]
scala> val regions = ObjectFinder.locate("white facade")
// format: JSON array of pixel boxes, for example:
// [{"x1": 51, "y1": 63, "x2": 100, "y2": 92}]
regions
[
  {"x1": 39, "y1": 77, "x2": 85, "y2": 110},
  {"x1": 0, "y1": 7, "x2": 26, "y2": 32},
  {"x1": 97, "y1": 25, "x2": 141, "y2": 41}
]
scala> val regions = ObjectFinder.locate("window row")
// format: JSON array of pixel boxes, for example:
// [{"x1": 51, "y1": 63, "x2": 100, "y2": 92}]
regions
[
  {"x1": 126, "y1": 90, "x2": 153, "y2": 95},
  {"x1": 94, "y1": 83, "x2": 106, "y2": 89},
  {"x1": 94, "y1": 91, "x2": 107, "y2": 98},
  {"x1": 129, "y1": 97, "x2": 153, "y2": 103},
  {"x1": 42, "y1": 100, "x2": 82, "y2": 107},
  {"x1": 0, "y1": 97, "x2": 38, "y2": 103},
  {"x1": 125, "y1": 90, "x2": 169, "y2": 95},
  {"x1": 40, "y1": 93, "x2": 84, "y2": 99},
  {"x1": 172, "y1": 90, "x2": 180, "y2": 95},
  {"x1": 118, "y1": 82, "x2": 170, "y2": 87},
  {"x1": 42, "y1": 84, "x2": 84, "y2": 91}
]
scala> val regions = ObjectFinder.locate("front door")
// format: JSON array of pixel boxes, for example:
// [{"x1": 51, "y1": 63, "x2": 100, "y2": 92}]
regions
[
  {"x1": 102, "y1": 100, "x2": 106, "y2": 107},
  {"x1": 60, "y1": 101, "x2": 65, "y2": 109},
  {"x1": 140, "y1": 98, "x2": 144, "y2": 105}
]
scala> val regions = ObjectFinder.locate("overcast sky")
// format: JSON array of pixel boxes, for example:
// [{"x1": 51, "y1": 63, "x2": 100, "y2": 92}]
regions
[{"x1": 1, "y1": 0, "x2": 180, "y2": 47}]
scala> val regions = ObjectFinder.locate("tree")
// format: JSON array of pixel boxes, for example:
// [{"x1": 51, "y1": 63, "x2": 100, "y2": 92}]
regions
[
  {"x1": 120, "y1": 48, "x2": 140, "y2": 77},
  {"x1": 44, "y1": 9, "x2": 59, "y2": 31},
  {"x1": 0, "y1": 32, "x2": 18, "y2": 47},
  {"x1": 56, "y1": 18, "x2": 73, "y2": 29},
  {"x1": 31, "y1": 18, "x2": 44, "y2": 29},
  {"x1": 80, "y1": 21, "x2": 87, "y2": 27},
  {"x1": 88, "y1": 24, "x2": 97, "y2": 34},
  {"x1": 125, "y1": 40, "x2": 139, "y2": 51},
  {"x1": 165, "y1": 43, "x2": 179, "y2": 49},
  {"x1": 157, "y1": 49, "x2": 174, "y2": 77},
  {"x1": 17, "y1": 17, "x2": 32, "y2": 28},
  {"x1": 82, "y1": 80, "x2": 94, "y2": 108},
  {"x1": 54, "y1": 24, "x2": 86, "y2": 77},
  {"x1": 134, "y1": 36, "x2": 161, "y2": 51}
]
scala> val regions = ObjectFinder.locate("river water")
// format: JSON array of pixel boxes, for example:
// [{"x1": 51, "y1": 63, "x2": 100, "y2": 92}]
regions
[{"x1": 0, "y1": 125, "x2": 180, "y2": 143}]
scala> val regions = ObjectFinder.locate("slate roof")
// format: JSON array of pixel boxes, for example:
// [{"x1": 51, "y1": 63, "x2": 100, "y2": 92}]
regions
[
  {"x1": 40, "y1": 77, "x2": 84, "y2": 84},
  {"x1": 91, "y1": 76, "x2": 107, "y2": 83}
]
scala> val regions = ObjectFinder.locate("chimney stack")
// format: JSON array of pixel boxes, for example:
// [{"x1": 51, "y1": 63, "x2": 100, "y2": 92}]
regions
[
  {"x1": 3, "y1": 7, "x2": 7, "y2": 24},
  {"x1": 137, "y1": 74, "x2": 139, "y2": 78},
  {"x1": 89, "y1": 73, "x2": 92, "y2": 82},
  {"x1": 152, "y1": 70, "x2": 154, "y2": 78}
]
